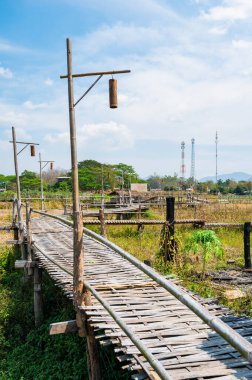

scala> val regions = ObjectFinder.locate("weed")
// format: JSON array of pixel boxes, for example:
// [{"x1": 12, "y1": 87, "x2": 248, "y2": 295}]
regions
[{"x1": 184, "y1": 230, "x2": 223, "y2": 278}]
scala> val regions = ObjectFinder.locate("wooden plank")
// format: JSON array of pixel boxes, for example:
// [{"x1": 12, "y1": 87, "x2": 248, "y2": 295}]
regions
[
  {"x1": 49, "y1": 320, "x2": 78, "y2": 335},
  {"x1": 15, "y1": 260, "x2": 35, "y2": 269},
  {"x1": 7, "y1": 240, "x2": 22, "y2": 245}
]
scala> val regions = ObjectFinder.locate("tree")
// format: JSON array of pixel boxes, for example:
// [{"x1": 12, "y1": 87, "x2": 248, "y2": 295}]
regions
[
  {"x1": 20, "y1": 170, "x2": 40, "y2": 191},
  {"x1": 76, "y1": 160, "x2": 143, "y2": 191}
]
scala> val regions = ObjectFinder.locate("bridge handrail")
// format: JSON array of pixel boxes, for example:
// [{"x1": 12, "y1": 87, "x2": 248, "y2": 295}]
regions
[
  {"x1": 31, "y1": 216, "x2": 172, "y2": 379},
  {"x1": 32, "y1": 209, "x2": 252, "y2": 366}
]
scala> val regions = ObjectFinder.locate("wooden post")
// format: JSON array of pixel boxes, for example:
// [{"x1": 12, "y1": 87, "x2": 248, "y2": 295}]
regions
[
  {"x1": 12, "y1": 200, "x2": 19, "y2": 256},
  {"x1": 165, "y1": 197, "x2": 175, "y2": 262},
  {"x1": 63, "y1": 203, "x2": 67, "y2": 215},
  {"x1": 66, "y1": 38, "x2": 101, "y2": 379},
  {"x1": 129, "y1": 190, "x2": 132, "y2": 206},
  {"x1": 244, "y1": 222, "x2": 251, "y2": 269},
  {"x1": 26, "y1": 202, "x2": 33, "y2": 275},
  {"x1": 16, "y1": 200, "x2": 26, "y2": 260},
  {"x1": 12, "y1": 127, "x2": 21, "y2": 201},
  {"x1": 138, "y1": 204, "x2": 141, "y2": 220},
  {"x1": 34, "y1": 264, "x2": 43, "y2": 326},
  {"x1": 99, "y1": 209, "x2": 106, "y2": 238},
  {"x1": 39, "y1": 153, "x2": 45, "y2": 211}
]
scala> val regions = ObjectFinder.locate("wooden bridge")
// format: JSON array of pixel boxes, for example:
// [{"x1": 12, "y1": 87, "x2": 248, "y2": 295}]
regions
[{"x1": 9, "y1": 200, "x2": 252, "y2": 379}]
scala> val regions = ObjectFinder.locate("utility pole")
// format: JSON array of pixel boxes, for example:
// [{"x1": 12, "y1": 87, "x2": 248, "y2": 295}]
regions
[
  {"x1": 66, "y1": 38, "x2": 84, "y2": 308},
  {"x1": 10, "y1": 127, "x2": 39, "y2": 260},
  {"x1": 39, "y1": 153, "x2": 44, "y2": 211},
  {"x1": 10, "y1": 127, "x2": 39, "y2": 201},
  {"x1": 12, "y1": 127, "x2": 21, "y2": 201},
  {"x1": 38, "y1": 153, "x2": 54, "y2": 211}
]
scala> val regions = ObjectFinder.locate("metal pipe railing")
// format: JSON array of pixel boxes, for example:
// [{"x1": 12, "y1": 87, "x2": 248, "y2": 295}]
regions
[
  {"x1": 32, "y1": 241, "x2": 172, "y2": 380},
  {"x1": 32, "y1": 209, "x2": 252, "y2": 364}
]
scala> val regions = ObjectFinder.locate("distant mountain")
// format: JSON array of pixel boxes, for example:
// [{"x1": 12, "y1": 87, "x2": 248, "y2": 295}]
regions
[{"x1": 200, "y1": 172, "x2": 252, "y2": 182}]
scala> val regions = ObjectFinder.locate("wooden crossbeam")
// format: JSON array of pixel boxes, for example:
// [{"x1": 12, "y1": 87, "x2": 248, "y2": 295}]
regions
[
  {"x1": 7, "y1": 240, "x2": 22, "y2": 245},
  {"x1": 15, "y1": 260, "x2": 36, "y2": 269},
  {"x1": 49, "y1": 320, "x2": 78, "y2": 335}
]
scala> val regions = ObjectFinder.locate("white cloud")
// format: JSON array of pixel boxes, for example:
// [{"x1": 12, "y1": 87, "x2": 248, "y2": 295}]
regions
[
  {"x1": 3, "y1": 127, "x2": 31, "y2": 141},
  {"x1": 0, "y1": 38, "x2": 27, "y2": 53},
  {"x1": 0, "y1": 107, "x2": 28, "y2": 126},
  {"x1": 202, "y1": 1, "x2": 252, "y2": 22},
  {"x1": 0, "y1": 66, "x2": 13, "y2": 79},
  {"x1": 232, "y1": 39, "x2": 252, "y2": 49},
  {"x1": 45, "y1": 121, "x2": 134, "y2": 150},
  {"x1": 0, "y1": 140, "x2": 10, "y2": 152},
  {"x1": 44, "y1": 78, "x2": 53, "y2": 86},
  {"x1": 208, "y1": 26, "x2": 228, "y2": 35},
  {"x1": 62, "y1": 0, "x2": 177, "y2": 21},
  {"x1": 23, "y1": 100, "x2": 48, "y2": 110},
  {"x1": 74, "y1": 23, "x2": 165, "y2": 58},
  {"x1": 241, "y1": 67, "x2": 252, "y2": 76}
]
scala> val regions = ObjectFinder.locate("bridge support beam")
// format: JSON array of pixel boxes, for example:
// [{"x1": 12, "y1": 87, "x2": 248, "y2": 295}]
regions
[
  {"x1": 79, "y1": 306, "x2": 101, "y2": 380},
  {"x1": 34, "y1": 264, "x2": 43, "y2": 326}
]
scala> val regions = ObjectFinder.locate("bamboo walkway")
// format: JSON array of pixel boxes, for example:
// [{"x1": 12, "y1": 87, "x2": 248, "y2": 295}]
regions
[{"x1": 31, "y1": 215, "x2": 252, "y2": 380}]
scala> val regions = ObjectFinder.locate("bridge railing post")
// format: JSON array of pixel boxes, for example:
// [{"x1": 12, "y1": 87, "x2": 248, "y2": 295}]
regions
[
  {"x1": 244, "y1": 222, "x2": 251, "y2": 269},
  {"x1": 165, "y1": 197, "x2": 175, "y2": 262},
  {"x1": 34, "y1": 261, "x2": 43, "y2": 326},
  {"x1": 16, "y1": 200, "x2": 26, "y2": 260},
  {"x1": 26, "y1": 202, "x2": 33, "y2": 275},
  {"x1": 99, "y1": 209, "x2": 106, "y2": 238},
  {"x1": 12, "y1": 199, "x2": 20, "y2": 256}
]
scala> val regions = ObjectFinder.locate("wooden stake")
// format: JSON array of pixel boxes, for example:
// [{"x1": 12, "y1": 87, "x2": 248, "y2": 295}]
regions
[
  {"x1": 34, "y1": 264, "x2": 43, "y2": 326},
  {"x1": 165, "y1": 197, "x2": 175, "y2": 262},
  {"x1": 244, "y1": 222, "x2": 251, "y2": 269},
  {"x1": 99, "y1": 209, "x2": 106, "y2": 238}
]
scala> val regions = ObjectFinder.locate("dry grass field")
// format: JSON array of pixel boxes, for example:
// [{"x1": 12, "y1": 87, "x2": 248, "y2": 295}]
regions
[{"x1": 1, "y1": 199, "x2": 252, "y2": 316}]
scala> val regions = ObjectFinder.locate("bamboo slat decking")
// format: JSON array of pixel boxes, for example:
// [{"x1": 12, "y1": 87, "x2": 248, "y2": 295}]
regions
[{"x1": 31, "y1": 215, "x2": 252, "y2": 380}]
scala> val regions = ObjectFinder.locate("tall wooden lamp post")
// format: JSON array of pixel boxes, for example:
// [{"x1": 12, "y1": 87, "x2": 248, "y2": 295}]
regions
[
  {"x1": 60, "y1": 37, "x2": 130, "y2": 379},
  {"x1": 38, "y1": 153, "x2": 54, "y2": 211},
  {"x1": 10, "y1": 126, "x2": 39, "y2": 201}
]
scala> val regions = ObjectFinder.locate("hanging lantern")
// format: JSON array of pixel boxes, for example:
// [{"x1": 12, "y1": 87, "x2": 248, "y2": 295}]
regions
[
  {"x1": 109, "y1": 79, "x2": 117, "y2": 109},
  {"x1": 50, "y1": 162, "x2": 53, "y2": 170},
  {"x1": 30, "y1": 145, "x2": 35, "y2": 157}
]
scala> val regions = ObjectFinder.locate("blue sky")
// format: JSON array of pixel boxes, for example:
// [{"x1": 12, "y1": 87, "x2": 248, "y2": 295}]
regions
[{"x1": 1, "y1": 0, "x2": 252, "y2": 179}]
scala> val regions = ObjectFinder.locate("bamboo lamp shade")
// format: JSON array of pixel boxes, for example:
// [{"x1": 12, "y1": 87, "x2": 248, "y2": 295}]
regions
[
  {"x1": 30, "y1": 145, "x2": 35, "y2": 157},
  {"x1": 109, "y1": 79, "x2": 118, "y2": 109}
]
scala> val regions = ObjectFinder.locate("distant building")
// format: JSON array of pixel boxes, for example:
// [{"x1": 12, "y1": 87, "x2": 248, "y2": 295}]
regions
[
  {"x1": 130, "y1": 183, "x2": 148, "y2": 192},
  {"x1": 56, "y1": 177, "x2": 71, "y2": 183}
]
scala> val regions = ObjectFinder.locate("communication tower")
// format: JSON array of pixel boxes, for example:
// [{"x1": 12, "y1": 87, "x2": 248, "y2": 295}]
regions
[
  {"x1": 215, "y1": 131, "x2": 218, "y2": 183},
  {"x1": 190, "y1": 138, "x2": 195, "y2": 181},
  {"x1": 181, "y1": 141, "x2": 186, "y2": 179}
]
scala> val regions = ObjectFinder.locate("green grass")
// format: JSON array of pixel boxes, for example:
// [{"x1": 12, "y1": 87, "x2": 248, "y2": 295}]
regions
[
  {"x1": 97, "y1": 220, "x2": 252, "y2": 316},
  {"x1": 0, "y1": 246, "x2": 131, "y2": 380}
]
